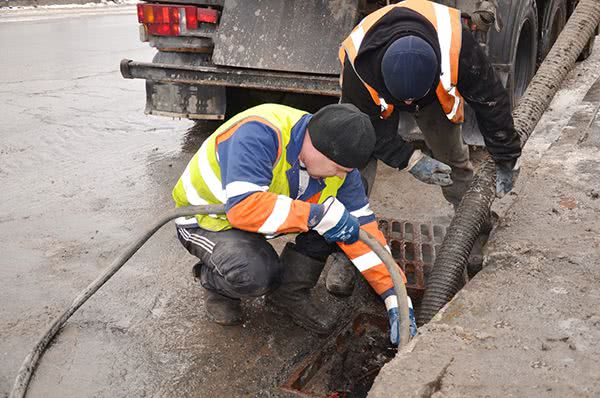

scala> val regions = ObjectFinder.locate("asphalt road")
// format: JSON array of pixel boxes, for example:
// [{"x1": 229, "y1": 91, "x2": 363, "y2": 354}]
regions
[{"x1": 0, "y1": 5, "x2": 206, "y2": 397}]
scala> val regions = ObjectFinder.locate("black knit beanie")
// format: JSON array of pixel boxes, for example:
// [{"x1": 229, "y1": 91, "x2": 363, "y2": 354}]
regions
[{"x1": 307, "y1": 104, "x2": 376, "y2": 169}]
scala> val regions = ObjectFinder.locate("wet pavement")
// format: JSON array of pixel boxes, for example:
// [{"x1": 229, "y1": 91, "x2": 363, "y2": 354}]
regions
[
  {"x1": 0, "y1": 6, "x2": 412, "y2": 397},
  {"x1": 0, "y1": 6, "x2": 193, "y2": 396},
  {"x1": 0, "y1": 5, "x2": 460, "y2": 397}
]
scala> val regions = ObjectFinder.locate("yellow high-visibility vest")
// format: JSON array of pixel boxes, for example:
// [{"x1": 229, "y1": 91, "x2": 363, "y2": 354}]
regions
[{"x1": 172, "y1": 104, "x2": 346, "y2": 231}]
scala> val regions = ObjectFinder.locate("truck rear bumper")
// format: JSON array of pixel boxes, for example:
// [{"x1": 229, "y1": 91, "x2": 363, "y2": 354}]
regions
[
  {"x1": 120, "y1": 59, "x2": 340, "y2": 97},
  {"x1": 119, "y1": 59, "x2": 486, "y2": 146}
]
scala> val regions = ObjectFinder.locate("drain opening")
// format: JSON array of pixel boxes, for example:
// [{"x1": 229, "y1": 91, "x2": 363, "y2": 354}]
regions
[
  {"x1": 280, "y1": 313, "x2": 395, "y2": 398},
  {"x1": 281, "y1": 218, "x2": 452, "y2": 397}
]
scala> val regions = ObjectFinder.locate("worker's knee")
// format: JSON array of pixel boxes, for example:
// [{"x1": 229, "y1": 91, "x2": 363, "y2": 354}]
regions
[{"x1": 210, "y1": 239, "x2": 282, "y2": 297}]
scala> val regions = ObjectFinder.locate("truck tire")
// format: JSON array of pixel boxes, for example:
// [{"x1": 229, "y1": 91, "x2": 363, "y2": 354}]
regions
[
  {"x1": 510, "y1": 0, "x2": 539, "y2": 105},
  {"x1": 485, "y1": 0, "x2": 538, "y2": 107},
  {"x1": 538, "y1": 0, "x2": 568, "y2": 66}
]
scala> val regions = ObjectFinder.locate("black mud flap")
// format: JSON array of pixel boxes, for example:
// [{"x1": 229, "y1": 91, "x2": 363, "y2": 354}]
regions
[
  {"x1": 213, "y1": 0, "x2": 359, "y2": 74},
  {"x1": 145, "y1": 81, "x2": 226, "y2": 120}
]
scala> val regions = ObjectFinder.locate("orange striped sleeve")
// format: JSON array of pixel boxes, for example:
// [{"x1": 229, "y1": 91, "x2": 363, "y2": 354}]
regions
[
  {"x1": 227, "y1": 192, "x2": 311, "y2": 234},
  {"x1": 338, "y1": 221, "x2": 406, "y2": 295},
  {"x1": 306, "y1": 192, "x2": 322, "y2": 204}
]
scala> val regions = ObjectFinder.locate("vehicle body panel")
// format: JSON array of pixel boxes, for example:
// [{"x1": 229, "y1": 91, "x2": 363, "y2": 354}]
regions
[{"x1": 213, "y1": 0, "x2": 359, "y2": 75}]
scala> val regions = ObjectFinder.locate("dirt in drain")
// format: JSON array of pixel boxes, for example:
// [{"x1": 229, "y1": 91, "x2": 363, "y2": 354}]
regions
[
  {"x1": 327, "y1": 315, "x2": 396, "y2": 397},
  {"x1": 281, "y1": 313, "x2": 396, "y2": 397}
]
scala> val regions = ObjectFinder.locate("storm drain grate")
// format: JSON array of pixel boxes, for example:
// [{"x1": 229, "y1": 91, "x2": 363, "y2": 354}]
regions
[{"x1": 377, "y1": 218, "x2": 447, "y2": 298}]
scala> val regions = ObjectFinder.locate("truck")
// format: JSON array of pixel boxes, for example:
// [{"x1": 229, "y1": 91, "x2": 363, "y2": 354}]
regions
[{"x1": 120, "y1": 0, "x2": 598, "y2": 144}]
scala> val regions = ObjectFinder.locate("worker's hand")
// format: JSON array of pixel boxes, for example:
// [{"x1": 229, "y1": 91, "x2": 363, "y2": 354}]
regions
[
  {"x1": 312, "y1": 197, "x2": 360, "y2": 244},
  {"x1": 407, "y1": 150, "x2": 453, "y2": 187},
  {"x1": 495, "y1": 158, "x2": 520, "y2": 198},
  {"x1": 383, "y1": 290, "x2": 417, "y2": 346}
]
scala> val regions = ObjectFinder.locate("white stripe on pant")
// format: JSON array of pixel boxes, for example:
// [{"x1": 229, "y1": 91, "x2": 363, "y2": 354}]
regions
[{"x1": 178, "y1": 227, "x2": 216, "y2": 254}]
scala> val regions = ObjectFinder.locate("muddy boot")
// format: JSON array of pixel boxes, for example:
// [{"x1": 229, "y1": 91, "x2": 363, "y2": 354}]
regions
[
  {"x1": 325, "y1": 252, "x2": 356, "y2": 297},
  {"x1": 267, "y1": 243, "x2": 336, "y2": 335},
  {"x1": 193, "y1": 262, "x2": 242, "y2": 326},
  {"x1": 205, "y1": 290, "x2": 242, "y2": 326}
]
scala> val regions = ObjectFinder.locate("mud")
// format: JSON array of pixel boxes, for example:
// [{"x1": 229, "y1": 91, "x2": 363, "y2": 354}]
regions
[
  {"x1": 279, "y1": 312, "x2": 394, "y2": 398},
  {"x1": 327, "y1": 315, "x2": 394, "y2": 397}
]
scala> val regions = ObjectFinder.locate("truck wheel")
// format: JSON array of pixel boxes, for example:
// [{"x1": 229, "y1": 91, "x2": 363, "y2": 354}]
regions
[
  {"x1": 537, "y1": 0, "x2": 567, "y2": 66},
  {"x1": 510, "y1": 0, "x2": 538, "y2": 105}
]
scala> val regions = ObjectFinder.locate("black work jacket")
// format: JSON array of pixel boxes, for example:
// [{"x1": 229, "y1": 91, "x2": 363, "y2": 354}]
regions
[{"x1": 340, "y1": 7, "x2": 522, "y2": 169}]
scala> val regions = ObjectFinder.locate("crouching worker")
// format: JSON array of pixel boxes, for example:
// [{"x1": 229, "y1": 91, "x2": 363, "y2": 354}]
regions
[{"x1": 172, "y1": 103, "x2": 416, "y2": 345}]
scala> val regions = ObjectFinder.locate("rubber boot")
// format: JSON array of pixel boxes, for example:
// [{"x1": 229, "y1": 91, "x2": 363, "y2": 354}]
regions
[
  {"x1": 325, "y1": 252, "x2": 356, "y2": 297},
  {"x1": 205, "y1": 290, "x2": 242, "y2": 325},
  {"x1": 267, "y1": 243, "x2": 336, "y2": 335},
  {"x1": 193, "y1": 262, "x2": 242, "y2": 326}
]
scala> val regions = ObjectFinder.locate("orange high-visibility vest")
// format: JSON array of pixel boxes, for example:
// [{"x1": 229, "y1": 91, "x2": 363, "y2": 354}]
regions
[{"x1": 339, "y1": 0, "x2": 465, "y2": 123}]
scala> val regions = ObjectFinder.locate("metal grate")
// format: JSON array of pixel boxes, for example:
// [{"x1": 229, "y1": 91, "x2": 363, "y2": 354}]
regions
[{"x1": 377, "y1": 218, "x2": 447, "y2": 298}]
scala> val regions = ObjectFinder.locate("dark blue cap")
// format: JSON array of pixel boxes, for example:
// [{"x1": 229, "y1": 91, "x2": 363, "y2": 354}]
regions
[{"x1": 381, "y1": 36, "x2": 438, "y2": 101}]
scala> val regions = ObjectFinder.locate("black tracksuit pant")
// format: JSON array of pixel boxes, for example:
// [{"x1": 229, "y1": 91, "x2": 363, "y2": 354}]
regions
[{"x1": 177, "y1": 226, "x2": 335, "y2": 299}]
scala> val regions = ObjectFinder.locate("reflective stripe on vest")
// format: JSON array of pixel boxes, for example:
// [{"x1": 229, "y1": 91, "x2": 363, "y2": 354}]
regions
[
  {"x1": 339, "y1": 0, "x2": 464, "y2": 123},
  {"x1": 172, "y1": 104, "x2": 346, "y2": 231}
]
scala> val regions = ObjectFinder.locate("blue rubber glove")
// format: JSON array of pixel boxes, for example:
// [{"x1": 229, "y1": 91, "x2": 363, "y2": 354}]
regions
[
  {"x1": 312, "y1": 197, "x2": 360, "y2": 244},
  {"x1": 496, "y1": 158, "x2": 520, "y2": 198},
  {"x1": 407, "y1": 150, "x2": 453, "y2": 187},
  {"x1": 383, "y1": 290, "x2": 417, "y2": 346}
]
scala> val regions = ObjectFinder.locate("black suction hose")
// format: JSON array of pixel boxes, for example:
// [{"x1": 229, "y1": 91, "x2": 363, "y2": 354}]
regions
[
  {"x1": 418, "y1": 0, "x2": 600, "y2": 325},
  {"x1": 10, "y1": 205, "x2": 411, "y2": 398}
]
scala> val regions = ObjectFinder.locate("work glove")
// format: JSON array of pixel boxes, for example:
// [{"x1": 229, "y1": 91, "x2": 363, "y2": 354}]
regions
[
  {"x1": 312, "y1": 197, "x2": 360, "y2": 244},
  {"x1": 407, "y1": 150, "x2": 453, "y2": 187},
  {"x1": 495, "y1": 158, "x2": 520, "y2": 198},
  {"x1": 383, "y1": 289, "x2": 417, "y2": 346}
]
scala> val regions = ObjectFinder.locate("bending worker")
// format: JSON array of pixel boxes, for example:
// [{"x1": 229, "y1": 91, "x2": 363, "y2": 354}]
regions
[
  {"x1": 172, "y1": 103, "x2": 417, "y2": 345},
  {"x1": 327, "y1": 0, "x2": 523, "y2": 296}
]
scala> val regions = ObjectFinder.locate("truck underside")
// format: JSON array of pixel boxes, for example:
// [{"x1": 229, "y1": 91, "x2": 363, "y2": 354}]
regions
[{"x1": 122, "y1": 0, "x2": 597, "y2": 146}]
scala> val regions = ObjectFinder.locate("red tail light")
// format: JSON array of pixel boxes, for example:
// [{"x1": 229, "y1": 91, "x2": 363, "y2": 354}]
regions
[
  {"x1": 197, "y1": 8, "x2": 219, "y2": 24},
  {"x1": 137, "y1": 3, "x2": 144, "y2": 23},
  {"x1": 137, "y1": 3, "x2": 219, "y2": 37},
  {"x1": 147, "y1": 23, "x2": 180, "y2": 36},
  {"x1": 137, "y1": 4, "x2": 179, "y2": 24},
  {"x1": 185, "y1": 6, "x2": 198, "y2": 29}
]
